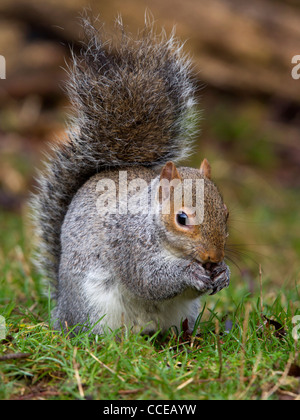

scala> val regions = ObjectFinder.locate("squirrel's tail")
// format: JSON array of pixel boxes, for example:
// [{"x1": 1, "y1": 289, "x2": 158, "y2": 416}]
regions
[{"x1": 31, "y1": 16, "x2": 199, "y2": 291}]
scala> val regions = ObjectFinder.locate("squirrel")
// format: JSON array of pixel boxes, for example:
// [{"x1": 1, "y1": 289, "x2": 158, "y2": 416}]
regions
[{"x1": 31, "y1": 17, "x2": 230, "y2": 335}]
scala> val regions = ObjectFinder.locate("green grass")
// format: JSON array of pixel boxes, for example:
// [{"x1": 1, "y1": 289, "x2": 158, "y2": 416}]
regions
[{"x1": 0, "y1": 210, "x2": 299, "y2": 400}]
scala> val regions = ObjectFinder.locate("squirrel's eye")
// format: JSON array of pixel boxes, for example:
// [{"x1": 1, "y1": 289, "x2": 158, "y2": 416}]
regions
[{"x1": 176, "y1": 211, "x2": 189, "y2": 226}]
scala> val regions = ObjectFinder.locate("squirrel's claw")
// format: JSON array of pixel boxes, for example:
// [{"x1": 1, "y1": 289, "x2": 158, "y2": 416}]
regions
[{"x1": 209, "y1": 264, "x2": 230, "y2": 295}]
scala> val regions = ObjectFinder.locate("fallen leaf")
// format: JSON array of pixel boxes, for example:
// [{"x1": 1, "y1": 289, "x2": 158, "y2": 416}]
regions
[
  {"x1": 288, "y1": 363, "x2": 300, "y2": 378},
  {"x1": 264, "y1": 316, "x2": 287, "y2": 338}
]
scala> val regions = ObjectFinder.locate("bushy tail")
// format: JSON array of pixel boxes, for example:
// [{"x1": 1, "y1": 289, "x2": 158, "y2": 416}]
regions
[{"x1": 31, "y1": 16, "x2": 199, "y2": 290}]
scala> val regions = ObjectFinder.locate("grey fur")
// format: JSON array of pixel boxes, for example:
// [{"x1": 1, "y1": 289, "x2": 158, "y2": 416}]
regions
[{"x1": 53, "y1": 167, "x2": 229, "y2": 334}]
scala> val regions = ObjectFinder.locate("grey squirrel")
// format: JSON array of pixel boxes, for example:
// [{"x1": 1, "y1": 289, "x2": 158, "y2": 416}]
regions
[{"x1": 31, "y1": 17, "x2": 230, "y2": 335}]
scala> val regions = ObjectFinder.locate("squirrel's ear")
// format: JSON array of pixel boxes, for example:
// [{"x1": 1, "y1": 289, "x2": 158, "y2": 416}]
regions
[
  {"x1": 159, "y1": 161, "x2": 182, "y2": 202},
  {"x1": 160, "y1": 161, "x2": 181, "y2": 182},
  {"x1": 199, "y1": 158, "x2": 211, "y2": 179}
]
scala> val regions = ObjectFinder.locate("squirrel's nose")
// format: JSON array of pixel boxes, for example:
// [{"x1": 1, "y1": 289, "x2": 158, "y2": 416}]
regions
[{"x1": 201, "y1": 249, "x2": 224, "y2": 264}]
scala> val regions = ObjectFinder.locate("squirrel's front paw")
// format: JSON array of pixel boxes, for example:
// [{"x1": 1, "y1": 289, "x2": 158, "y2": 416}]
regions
[
  {"x1": 187, "y1": 261, "x2": 230, "y2": 296},
  {"x1": 205, "y1": 262, "x2": 230, "y2": 295}
]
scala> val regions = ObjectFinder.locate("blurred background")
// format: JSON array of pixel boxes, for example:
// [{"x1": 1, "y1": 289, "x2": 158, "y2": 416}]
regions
[{"x1": 0, "y1": 0, "x2": 299, "y2": 296}]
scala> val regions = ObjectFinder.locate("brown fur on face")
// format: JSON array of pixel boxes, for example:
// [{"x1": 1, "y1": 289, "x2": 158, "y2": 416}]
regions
[{"x1": 159, "y1": 161, "x2": 228, "y2": 264}]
